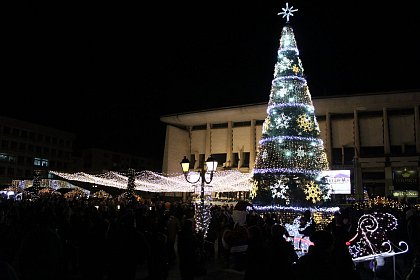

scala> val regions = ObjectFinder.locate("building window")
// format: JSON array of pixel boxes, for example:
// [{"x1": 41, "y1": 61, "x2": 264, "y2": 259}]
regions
[
  {"x1": 332, "y1": 148, "x2": 342, "y2": 165},
  {"x1": 343, "y1": 147, "x2": 355, "y2": 165},
  {"x1": 0, "y1": 153, "x2": 16, "y2": 163},
  {"x1": 19, "y1": 143, "x2": 26, "y2": 151},
  {"x1": 12, "y1": 128, "x2": 19, "y2": 137},
  {"x1": 360, "y1": 146, "x2": 384, "y2": 157},
  {"x1": 1, "y1": 140, "x2": 8, "y2": 148},
  {"x1": 241, "y1": 152, "x2": 250, "y2": 168},
  {"x1": 405, "y1": 145, "x2": 416, "y2": 154},
  {"x1": 189, "y1": 154, "x2": 196, "y2": 169},
  {"x1": 192, "y1": 125, "x2": 207, "y2": 131},
  {"x1": 10, "y1": 141, "x2": 17, "y2": 150},
  {"x1": 233, "y1": 121, "x2": 251, "y2": 127},
  {"x1": 212, "y1": 153, "x2": 227, "y2": 167},
  {"x1": 390, "y1": 145, "x2": 403, "y2": 155},
  {"x1": 34, "y1": 158, "x2": 49, "y2": 167},
  {"x1": 212, "y1": 123, "x2": 228, "y2": 129},
  {"x1": 232, "y1": 153, "x2": 239, "y2": 167},
  {"x1": 198, "y1": 154, "x2": 205, "y2": 168},
  {"x1": 3, "y1": 126, "x2": 11, "y2": 134}
]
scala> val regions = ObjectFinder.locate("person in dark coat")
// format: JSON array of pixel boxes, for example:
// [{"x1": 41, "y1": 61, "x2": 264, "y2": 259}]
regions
[
  {"x1": 266, "y1": 224, "x2": 298, "y2": 279},
  {"x1": 177, "y1": 219, "x2": 199, "y2": 280},
  {"x1": 294, "y1": 230, "x2": 337, "y2": 280},
  {"x1": 244, "y1": 224, "x2": 267, "y2": 279}
]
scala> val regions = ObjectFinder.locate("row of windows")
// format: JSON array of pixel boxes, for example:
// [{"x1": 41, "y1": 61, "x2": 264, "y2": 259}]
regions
[
  {"x1": 0, "y1": 153, "x2": 68, "y2": 169},
  {"x1": 331, "y1": 145, "x2": 417, "y2": 165},
  {"x1": 1, "y1": 126, "x2": 72, "y2": 147},
  {"x1": 186, "y1": 145, "x2": 417, "y2": 170},
  {"x1": 188, "y1": 152, "x2": 251, "y2": 169},
  {"x1": 1, "y1": 140, "x2": 70, "y2": 158},
  {"x1": 192, "y1": 120, "x2": 266, "y2": 131}
]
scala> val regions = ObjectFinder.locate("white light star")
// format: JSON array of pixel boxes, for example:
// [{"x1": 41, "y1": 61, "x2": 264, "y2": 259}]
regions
[{"x1": 278, "y1": 3, "x2": 298, "y2": 22}]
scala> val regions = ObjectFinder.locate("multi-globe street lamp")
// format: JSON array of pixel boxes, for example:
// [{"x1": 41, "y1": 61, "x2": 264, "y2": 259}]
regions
[{"x1": 180, "y1": 155, "x2": 218, "y2": 234}]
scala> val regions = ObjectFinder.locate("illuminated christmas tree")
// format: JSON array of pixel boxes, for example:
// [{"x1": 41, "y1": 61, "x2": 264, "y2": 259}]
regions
[{"x1": 251, "y1": 3, "x2": 329, "y2": 206}]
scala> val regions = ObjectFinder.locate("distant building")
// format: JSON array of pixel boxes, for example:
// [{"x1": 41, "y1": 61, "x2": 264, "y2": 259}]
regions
[
  {"x1": 0, "y1": 116, "x2": 75, "y2": 186},
  {"x1": 0, "y1": 116, "x2": 162, "y2": 187},
  {"x1": 160, "y1": 91, "x2": 420, "y2": 199}
]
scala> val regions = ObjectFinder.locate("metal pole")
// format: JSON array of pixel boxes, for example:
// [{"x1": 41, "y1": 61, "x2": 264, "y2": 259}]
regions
[
  {"x1": 201, "y1": 167, "x2": 205, "y2": 230},
  {"x1": 393, "y1": 255, "x2": 396, "y2": 280}
]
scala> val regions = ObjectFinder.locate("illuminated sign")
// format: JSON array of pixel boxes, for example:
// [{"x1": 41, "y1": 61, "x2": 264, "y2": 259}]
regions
[
  {"x1": 321, "y1": 170, "x2": 351, "y2": 194},
  {"x1": 392, "y1": 190, "x2": 418, "y2": 198}
]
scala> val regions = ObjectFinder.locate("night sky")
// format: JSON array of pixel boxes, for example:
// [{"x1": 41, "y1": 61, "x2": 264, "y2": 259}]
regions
[{"x1": 5, "y1": 1, "x2": 420, "y2": 161}]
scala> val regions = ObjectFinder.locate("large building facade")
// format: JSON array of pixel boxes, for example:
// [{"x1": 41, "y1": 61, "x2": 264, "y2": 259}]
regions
[
  {"x1": 0, "y1": 116, "x2": 75, "y2": 185},
  {"x1": 161, "y1": 91, "x2": 420, "y2": 199}
]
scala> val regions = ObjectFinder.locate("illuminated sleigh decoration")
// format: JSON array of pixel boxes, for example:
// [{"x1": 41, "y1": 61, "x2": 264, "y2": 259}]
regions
[{"x1": 347, "y1": 212, "x2": 408, "y2": 262}]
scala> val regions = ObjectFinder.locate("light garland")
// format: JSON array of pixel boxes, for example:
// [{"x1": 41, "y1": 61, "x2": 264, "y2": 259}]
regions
[
  {"x1": 353, "y1": 196, "x2": 407, "y2": 211},
  {"x1": 253, "y1": 167, "x2": 321, "y2": 176},
  {"x1": 272, "y1": 75, "x2": 307, "y2": 85},
  {"x1": 250, "y1": 205, "x2": 340, "y2": 213},
  {"x1": 50, "y1": 169, "x2": 253, "y2": 193},
  {"x1": 259, "y1": 135, "x2": 324, "y2": 145},
  {"x1": 267, "y1": 103, "x2": 314, "y2": 114}
]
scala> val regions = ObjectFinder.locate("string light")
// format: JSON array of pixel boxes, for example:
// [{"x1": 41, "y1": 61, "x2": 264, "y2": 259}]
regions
[
  {"x1": 50, "y1": 170, "x2": 253, "y2": 193},
  {"x1": 347, "y1": 212, "x2": 409, "y2": 262}
]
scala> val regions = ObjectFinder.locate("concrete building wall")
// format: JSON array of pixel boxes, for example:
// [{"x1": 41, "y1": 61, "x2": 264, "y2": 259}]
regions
[
  {"x1": 162, "y1": 125, "x2": 190, "y2": 174},
  {"x1": 161, "y1": 91, "x2": 420, "y2": 198}
]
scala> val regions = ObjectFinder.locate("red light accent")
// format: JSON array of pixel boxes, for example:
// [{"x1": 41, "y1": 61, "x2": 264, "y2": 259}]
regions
[{"x1": 346, "y1": 242, "x2": 350, "y2": 246}]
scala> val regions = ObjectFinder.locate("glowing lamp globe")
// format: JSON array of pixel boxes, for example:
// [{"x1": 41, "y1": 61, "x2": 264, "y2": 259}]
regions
[
  {"x1": 206, "y1": 156, "x2": 218, "y2": 172},
  {"x1": 180, "y1": 156, "x2": 190, "y2": 173}
]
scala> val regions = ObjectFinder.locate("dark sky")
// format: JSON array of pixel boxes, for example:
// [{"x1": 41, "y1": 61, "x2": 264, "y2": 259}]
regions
[{"x1": 4, "y1": 1, "x2": 420, "y2": 160}]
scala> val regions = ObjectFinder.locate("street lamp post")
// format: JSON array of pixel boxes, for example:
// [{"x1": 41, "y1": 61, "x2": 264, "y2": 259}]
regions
[{"x1": 180, "y1": 155, "x2": 218, "y2": 234}]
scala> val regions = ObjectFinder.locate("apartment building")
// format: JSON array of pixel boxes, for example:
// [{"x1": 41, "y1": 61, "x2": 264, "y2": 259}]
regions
[{"x1": 0, "y1": 116, "x2": 75, "y2": 185}]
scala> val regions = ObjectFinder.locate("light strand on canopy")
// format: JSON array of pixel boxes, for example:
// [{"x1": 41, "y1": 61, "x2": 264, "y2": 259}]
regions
[{"x1": 50, "y1": 169, "x2": 253, "y2": 193}]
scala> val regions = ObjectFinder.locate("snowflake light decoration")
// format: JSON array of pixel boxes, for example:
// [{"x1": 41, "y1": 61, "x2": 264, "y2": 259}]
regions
[
  {"x1": 304, "y1": 181, "x2": 321, "y2": 203},
  {"x1": 262, "y1": 150, "x2": 268, "y2": 160},
  {"x1": 270, "y1": 181, "x2": 289, "y2": 199},
  {"x1": 250, "y1": 180, "x2": 258, "y2": 199},
  {"x1": 276, "y1": 57, "x2": 293, "y2": 74},
  {"x1": 292, "y1": 64, "x2": 300, "y2": 74},
  {"x1": 297, "y1": 113, "x2": 314, "y2": 132},
  {"x1": 278, "y1": 88, "x2": 288, "y2": 97},
  {"x1": 296, "y1": 146, "x2": 305, "y2": 158},
  {"x1": 278, "y1": 2, "x2": 298, "y2": 22},
  {"x1": 274, "y1": 113, "x2": 291, "y2": 129}
]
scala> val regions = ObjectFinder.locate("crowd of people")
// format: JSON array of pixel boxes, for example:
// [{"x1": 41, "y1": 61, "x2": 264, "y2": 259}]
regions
[{"x1": 0, "y1": 194, "x2": 419, "y2": 280}]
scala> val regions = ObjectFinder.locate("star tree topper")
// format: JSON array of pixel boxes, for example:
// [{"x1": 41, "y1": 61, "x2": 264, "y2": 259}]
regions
[{"x1": 278, "y1": 2, "x2": 298, "y2": 22}]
